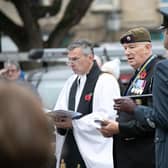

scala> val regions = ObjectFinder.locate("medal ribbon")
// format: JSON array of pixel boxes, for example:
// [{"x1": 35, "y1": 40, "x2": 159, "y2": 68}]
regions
[{"x1": 127, "y1": 55, "x2": 156, "y2": 95}]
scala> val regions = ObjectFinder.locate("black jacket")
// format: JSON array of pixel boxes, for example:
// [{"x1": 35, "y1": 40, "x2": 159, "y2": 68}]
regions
[
  {"x1": 114, "y1": 55, "x2": 164, "y2": 168},
  {"x1": 134, "y1": 59, "x2": 168, "y2": 168}
]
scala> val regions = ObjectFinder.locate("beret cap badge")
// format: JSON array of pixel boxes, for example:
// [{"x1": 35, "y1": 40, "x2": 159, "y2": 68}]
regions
[
  {"x1": 120, "y1": 27, "x2": 151, "y2": 44},
  {"x1": 126, "y1": 36, "x2": 131, "y2": 41}
]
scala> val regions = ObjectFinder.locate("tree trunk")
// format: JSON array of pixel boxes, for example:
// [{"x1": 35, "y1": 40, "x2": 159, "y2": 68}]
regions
[
  {"x1": 46, "y1": 0, "x2": 94, "y2": 48},
  {"x1": 0, "y1": 0, "x2": 94, "y2": 51}
]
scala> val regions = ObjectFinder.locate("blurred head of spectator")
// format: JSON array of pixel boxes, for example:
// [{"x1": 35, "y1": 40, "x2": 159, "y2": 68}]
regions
[
  {"x1": 0, "y1": 81, "x2": 53, "y2": 168},
  {"x1": 101, "y1": 58, "x2": 120, "y2": 79},
  {"x1": 3, "y1": 60, "x2": 21, "y2": 81}
]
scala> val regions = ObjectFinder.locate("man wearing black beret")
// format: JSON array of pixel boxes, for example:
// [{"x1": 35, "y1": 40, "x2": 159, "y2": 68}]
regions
[
  {"x1": 101, "y1": 7, "x2": 168, "y2": 168},
  {"x1": 98, "y1": 26, "x2": 164, "y2": 168}
]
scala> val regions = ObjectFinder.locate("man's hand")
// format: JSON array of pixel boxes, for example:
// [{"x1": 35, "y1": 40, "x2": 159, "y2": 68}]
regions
[
  {"x1": 113, "y1": 97, "x2": 136, "y2": 114},
  {"x1": 54, "y1": 116, "x2": 72, "y2": 129},
  {"x1": 98, "y1": 120, "x2": 119, "y2": 137},
  {"x1": 0, "y1": 68, "x2": 7, "y2": 76}
]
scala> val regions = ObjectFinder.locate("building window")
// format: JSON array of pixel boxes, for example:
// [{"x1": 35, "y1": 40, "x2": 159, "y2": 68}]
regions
[
  {"x1": 91, "y1": 0, "x2": 120, "y2": 12},
  {"x1": 94, "y1": 0, "x2": 112, "y2": 4}
]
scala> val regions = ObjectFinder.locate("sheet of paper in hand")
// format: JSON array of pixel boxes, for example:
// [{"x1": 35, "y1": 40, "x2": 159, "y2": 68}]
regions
[
  {"x1": 123, "y1": 94, "x2": 152, "y2": 99},
  {"x1": 47, "y1": 109, "x2": 82, "y2": 119}
]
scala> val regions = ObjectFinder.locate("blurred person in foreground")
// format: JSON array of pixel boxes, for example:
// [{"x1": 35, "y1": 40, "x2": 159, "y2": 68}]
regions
[
  {"x1": 99, "y1": 27, "x2": 164, "y2": 168},
  {"x1": 0, "y1": 60, "x2": 38, "y2": 95},
  {"x1": 0, "y1": 81, "x2": 53, "y2": 168},
  {"x1": 111, "y1": 7, "x2": 168, "y2": 168},
  {"x1": 53, "y1": 39, "x2": 120, "y2": 168}
]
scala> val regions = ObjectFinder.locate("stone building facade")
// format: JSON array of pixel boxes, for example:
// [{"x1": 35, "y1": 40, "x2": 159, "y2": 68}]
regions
[{"x1": 72, "y1": 0, "x2": 166, "y2": 43}]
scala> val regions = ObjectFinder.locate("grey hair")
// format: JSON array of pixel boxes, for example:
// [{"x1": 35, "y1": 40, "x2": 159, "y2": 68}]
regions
[
  {"x1": 4, "y1": 60, "x2": 20, "y2": 70},
  {"x1": 67, "y1": 39, "x2": 94, "y2": 56}
]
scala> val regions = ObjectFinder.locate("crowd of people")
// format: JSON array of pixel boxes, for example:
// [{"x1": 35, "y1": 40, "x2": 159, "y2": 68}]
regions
[{"x1": 0, "y1": 6, "x2": 168, "y2": 168}]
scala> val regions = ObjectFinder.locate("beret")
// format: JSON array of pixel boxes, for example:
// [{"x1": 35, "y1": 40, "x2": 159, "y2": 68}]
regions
[{"x1": 120, "y1": 27, "x2": 151, "y2": 44}]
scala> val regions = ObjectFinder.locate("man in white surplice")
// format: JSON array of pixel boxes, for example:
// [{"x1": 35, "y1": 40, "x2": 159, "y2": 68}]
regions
[{"x1": 53, "y1": 39, "x2": 120, "y2": 168}]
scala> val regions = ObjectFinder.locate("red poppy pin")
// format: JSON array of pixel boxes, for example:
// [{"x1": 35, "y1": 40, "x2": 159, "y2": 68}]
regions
[
  {"x1": 140, "y1": 70, "x2": 147, "y2": 79},
  {"x1": 84, "y1": 93, "x2": 92, "y2": 102}
]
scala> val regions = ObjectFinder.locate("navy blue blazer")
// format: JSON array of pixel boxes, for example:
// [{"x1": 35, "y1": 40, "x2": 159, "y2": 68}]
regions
[{"x1": 135, "y1": 59, "x2": 168, "y2": 168}]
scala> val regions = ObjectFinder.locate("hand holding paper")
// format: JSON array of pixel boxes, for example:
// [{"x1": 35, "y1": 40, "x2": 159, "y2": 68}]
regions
[
  {"x1": 54, "y1": 116, "x2": 73, "y2": 129},
  {"x1": 46, "y1": 109, "x2": 81, "y2": 129},
  {"x1": 98, "y1": 120, "x2": 119, "y2": 137},
  {"x1": 94, "y1": 119, "x2": 107, "y2": 127}
]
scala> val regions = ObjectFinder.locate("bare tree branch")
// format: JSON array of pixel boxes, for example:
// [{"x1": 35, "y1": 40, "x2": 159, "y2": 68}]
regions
[
  {"x1": 31, "y1": 0, "x2": 62, "y2": 19},
  {"x1": 46, "y1": 0, "x2": 94, "y2": 47},
  {"x1": 0, "y1": 11, "x2": 26, "y2": 50},
  {"x1": 1, "y1": 0, "x2": 93, "y2": 51},
  {"x1": 12, "y1": 0, "x2": 43, "y2": 49}
]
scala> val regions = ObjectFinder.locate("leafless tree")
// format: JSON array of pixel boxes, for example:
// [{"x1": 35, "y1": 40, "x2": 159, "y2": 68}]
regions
[{"x1": 0, "y1": 0, "x2": 94, "y2": 51}]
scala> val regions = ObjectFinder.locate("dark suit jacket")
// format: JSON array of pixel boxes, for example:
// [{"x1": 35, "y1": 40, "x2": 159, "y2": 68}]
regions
[
  {"x1": 134, "y1": 59, "x2": 168, "y2": 168},
  {"x1": 114, "y1": 56, "x2": 163, "y2": 168}
]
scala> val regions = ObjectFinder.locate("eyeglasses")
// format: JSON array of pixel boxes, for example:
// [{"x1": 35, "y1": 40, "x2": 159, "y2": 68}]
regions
[
  {"x1": 66, "y1": 57, "x2": 81, "y2": 65},
  {"x1": 6, "y1": 69, "x2": 18, "y2": 73}
]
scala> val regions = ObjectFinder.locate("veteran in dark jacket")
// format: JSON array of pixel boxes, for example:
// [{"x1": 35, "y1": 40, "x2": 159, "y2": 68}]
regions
[
  {"x1": 111, "y1": 7, "x2": 168, "y2": 168},
  {"x1": 99, "y1": 27, "x2": 163, "y2": 168}
]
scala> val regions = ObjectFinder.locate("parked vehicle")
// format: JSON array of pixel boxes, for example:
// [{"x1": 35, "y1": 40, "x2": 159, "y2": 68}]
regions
[{"x1": 27, "y1": 64, "x2": 72, "y2": 110}]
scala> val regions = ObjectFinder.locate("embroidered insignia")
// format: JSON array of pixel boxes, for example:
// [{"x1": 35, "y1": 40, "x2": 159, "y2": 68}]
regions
[{"x1": 126, "y1": 36, "x2": 131, "y2": 41}]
